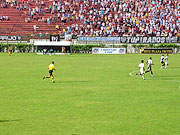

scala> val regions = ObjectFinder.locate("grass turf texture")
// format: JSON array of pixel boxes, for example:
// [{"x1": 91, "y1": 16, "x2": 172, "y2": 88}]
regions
[{"x1": 0, "y1": 53, "x2": 180, "y2": 135}]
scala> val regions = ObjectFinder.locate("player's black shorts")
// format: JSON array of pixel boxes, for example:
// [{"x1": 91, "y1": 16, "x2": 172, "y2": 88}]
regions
[
  {"x1": 9, "y1": 50, "x2": 12, "y2": 53},
  {"x1": 148, "y1": 66, "x2": 152, "y2": 71},
  {"x1": 161, "y1": 61, "x2": 165, "y2": 66},
  {"x1": 49, "y1": 70, "x2": 53, "y2": 76}
]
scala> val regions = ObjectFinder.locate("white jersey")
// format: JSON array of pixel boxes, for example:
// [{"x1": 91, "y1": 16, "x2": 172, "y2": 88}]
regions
[
  {"x1": 165, "y1": 56, "x2": 168, "y2": 64},
  {"x1": 165, "y1": 56, "x2": 168, "y2": 61},
  {"x1": 146, "y1": 59, "x2": 152, "y2": 67},
  {"x1": 160, "y1": 56, "x2": 165, "y2": 62},
  {"x1": 139, "y1": 63, "x2": 144, "y2": 71}
]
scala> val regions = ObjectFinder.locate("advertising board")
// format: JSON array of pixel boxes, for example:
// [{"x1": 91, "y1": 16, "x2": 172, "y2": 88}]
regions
[{"x1": 92, "y1": 48, "x2": 126, "y2": 54}]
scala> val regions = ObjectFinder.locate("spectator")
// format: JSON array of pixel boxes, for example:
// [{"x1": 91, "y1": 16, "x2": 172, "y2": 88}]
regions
[
  {"x1": 45, "y1": 32, "x2": 49, "y2": 39},
  {"x1": 43, "y1": 48, "x2": 47, "y2": 55},
  {"x1": 33, "y1": 25, "x2": 37, "y2": 31},
  {"x1": 50, "y1": 48, "x2": 53, "y2": 56},
  {"x1": 39, "y1": 32, "x2": 42, "y2": 38},
  {"x1": 55, "y1": 25, "x2": 59, "y2": 30},
  {"x1": 1, "y1": 0, "x2": 179, "y2": 37}
]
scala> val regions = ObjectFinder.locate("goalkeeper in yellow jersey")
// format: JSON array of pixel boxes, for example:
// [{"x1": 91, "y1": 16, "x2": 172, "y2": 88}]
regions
[{"x1": 43, "y1": 61, "x2": 56, "y2": 83}]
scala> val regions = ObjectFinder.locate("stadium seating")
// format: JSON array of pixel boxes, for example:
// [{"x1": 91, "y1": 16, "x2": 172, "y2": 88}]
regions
[{"x1": 0, "y1": 0, "x2": 179, "y2": 37}]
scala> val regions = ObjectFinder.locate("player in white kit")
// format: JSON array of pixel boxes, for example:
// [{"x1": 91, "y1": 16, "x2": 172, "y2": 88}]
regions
[
  {"x1": 136, "y1": 60, "x2": 145, "y2": 80},
  {"x1": 160, "y1": 54, "x2": 165, "y2": 69},
  {"x1": 145, "y1": 57, "x2": 154, "y2": 77},
  {"x1": 165, "y1": 54, "x2": 169, "y2": 68}
]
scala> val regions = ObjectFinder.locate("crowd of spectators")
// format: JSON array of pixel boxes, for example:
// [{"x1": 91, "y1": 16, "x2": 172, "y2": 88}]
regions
[
  {"x1": 0, "y1": 16, "x2": 8, "y2": 21},
  {"x1": 1, "y1": 0, "x2": 180, "y2": 37},
  {"x1": 62, "y1": 0, "x2": 179, "y2": 37}
]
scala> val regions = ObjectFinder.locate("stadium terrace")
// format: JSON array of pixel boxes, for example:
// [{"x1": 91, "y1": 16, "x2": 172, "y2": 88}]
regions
[{"x1": 0, "y1": 0, "x2": 179, "y2": 37}]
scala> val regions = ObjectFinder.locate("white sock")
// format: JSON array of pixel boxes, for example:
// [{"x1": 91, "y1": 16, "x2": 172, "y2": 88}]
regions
[{"x1": 142, "y1": 75, "x2": 145, "y2": 80}]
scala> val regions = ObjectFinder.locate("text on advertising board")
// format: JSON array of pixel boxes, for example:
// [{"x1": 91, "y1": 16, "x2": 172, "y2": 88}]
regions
[
  {"x1": 140, "y1": 48, "x2": 173, "y2": 54},
  {"x1": 78, "y1": 37, "x2": 178, "y2": 43},
  {"x1": 92, "y1": 48, "x2": 126, "y2": 54}
]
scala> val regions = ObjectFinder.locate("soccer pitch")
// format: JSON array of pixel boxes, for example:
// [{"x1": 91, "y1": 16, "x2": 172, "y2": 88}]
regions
[{"x1": 0, "y1": 53, "x2": 180, "y2": 135}]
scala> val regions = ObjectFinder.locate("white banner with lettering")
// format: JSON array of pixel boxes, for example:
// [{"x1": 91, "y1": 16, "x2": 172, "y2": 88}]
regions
[
  {"x1": 78, "y1": 36, "x2": 178, "y2": 43},
  {"x1": 92, "y1": 48, "x2": 126, "y2": 54}
]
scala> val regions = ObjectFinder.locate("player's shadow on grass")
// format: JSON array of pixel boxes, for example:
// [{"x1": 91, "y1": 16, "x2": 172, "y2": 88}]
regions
[
  {"x1": 154, "y1": 76, "x2": 180, "y2": 81},
  {"x1": 56, "y1": 80, "x2": 91, "y2": 83},
  {"x1": 171, "y1": 66, "x2": 180, "y2": 68},
  {"x1": 158, "y1": 75, "x2": 180, "y2": 78},
  {"x1": 0, "y1": 119, "x2": 21, "y2": 123}
]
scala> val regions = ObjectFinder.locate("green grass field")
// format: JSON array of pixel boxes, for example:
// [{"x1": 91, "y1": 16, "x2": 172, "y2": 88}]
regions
[{"x1": 0, "y1": 53, "x2": 180, "y2": 135}]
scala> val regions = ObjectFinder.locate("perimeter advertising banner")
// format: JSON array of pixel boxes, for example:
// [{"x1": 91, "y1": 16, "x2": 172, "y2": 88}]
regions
[
  {"x1": 92, "y1": 48, "x2": 126, "y2": 54},
  {"x1": 0, "y1": 36, "x2": 22, "y2": 41},
  {"x1": 140, "y1": 48, "x2": 173, "y2": 54},
  {"x1": 78, "y1": 36, "x2": 178, "y2": 43}
]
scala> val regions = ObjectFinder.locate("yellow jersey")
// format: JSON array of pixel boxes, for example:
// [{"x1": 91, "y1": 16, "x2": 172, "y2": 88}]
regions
[
  {"x1": 9, "y1": 46, "x2": 12, "y2": 51},
  {"x1": 48, "y1": 64, "x2": 55, "y2": 71}
]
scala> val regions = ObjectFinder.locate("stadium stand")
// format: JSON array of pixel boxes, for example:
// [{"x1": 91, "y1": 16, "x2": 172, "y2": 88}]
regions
[{"x1": 0, "y1": 0, "x2": 179, "y2": 37}]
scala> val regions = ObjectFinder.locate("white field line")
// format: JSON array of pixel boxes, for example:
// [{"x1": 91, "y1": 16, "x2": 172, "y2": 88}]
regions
[
  {"x1": 129, "y1": 71, "x2": 137, "y2": 77},
  {"x1": 129, "y1": 71, "x2": 180, "y2": 82}
]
